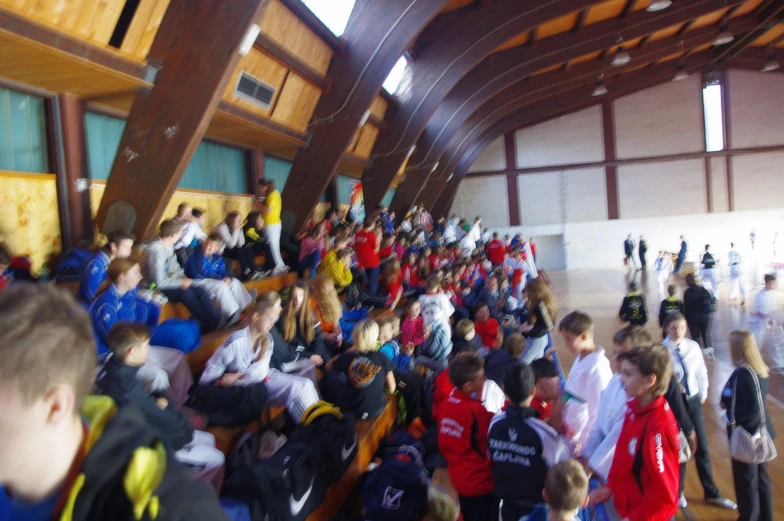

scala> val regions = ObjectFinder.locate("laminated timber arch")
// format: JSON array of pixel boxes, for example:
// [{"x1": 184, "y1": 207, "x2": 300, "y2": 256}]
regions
[
  {"x1": 280, "y1": 0, "x2": 449, "y2": 231},
  {"x1": 389, "y1": 0, "x2": 748, "y2": 217},
  {"x1": 360, "y1": 0, "x2": 607, "y2": 212}
]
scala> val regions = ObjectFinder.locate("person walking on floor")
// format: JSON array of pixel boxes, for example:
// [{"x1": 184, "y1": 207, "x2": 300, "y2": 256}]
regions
[
  {"x1": 675, "y1": 235, "x2": 688, "y2": 274},
  {"x1": 728, "y1": 243, "x2": 747, "y2": 305},
  {"x1": 624, "y1": 234, "x2": 637, "y2": 270},
  {"x1": 639, "y1": 235, "x2": 648, "y2": 271},
  {"x1": 701, "y1": 245, "x2": 718, "y2": 298},
  {"x1": 683, "y1": 273, "x2": 716, "y2": 360}
]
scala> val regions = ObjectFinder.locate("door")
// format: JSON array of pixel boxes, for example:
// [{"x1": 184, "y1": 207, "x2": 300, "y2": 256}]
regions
[{"x1": 533, "y1": 234, "x2": 566, "y2": 271}]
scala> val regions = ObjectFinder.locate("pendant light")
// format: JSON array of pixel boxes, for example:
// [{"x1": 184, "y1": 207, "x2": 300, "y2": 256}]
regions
[
  {"x1": 612, "y1": 46, "x2": 631, "y2": 66},
  {"x1": 646, "y1": 0, "x2": 672, "y2": 12},
  {"x1": 762, "y1": 55, "x2": 780, "y2": 72},
  {"x1": 714, "y1": 26, "x2": 734, "y2": 46},
  {"x1": 592, "y1": 74, "x2": 607, "y2": 96},
  {"x1": 673, "y1": 64, "x2": 689, "y2": 81}
]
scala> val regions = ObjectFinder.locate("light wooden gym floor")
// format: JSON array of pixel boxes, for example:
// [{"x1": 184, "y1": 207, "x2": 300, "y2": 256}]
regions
[{"x1": 545, "y1": 269, "x2": 784, "y2": 521}]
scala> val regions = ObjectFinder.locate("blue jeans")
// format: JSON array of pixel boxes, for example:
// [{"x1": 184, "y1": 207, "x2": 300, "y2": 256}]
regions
[
  {"x1": 520, "y1": 334, "x2": 548, "y2": 364},
  {"x1": 364, "y1": 266, "x2": 380, "y2": 296}
]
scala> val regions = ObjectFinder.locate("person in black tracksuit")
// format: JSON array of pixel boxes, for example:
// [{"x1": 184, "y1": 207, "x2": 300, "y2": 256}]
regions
[
  {"x1": 638, "y1": 235, "x2": 648, "y2": 271},
  {"x1": 619, "y1": 281, "x2": 648, "y2": 326},
  {"x1": 659, "y1": 284, "x2": 684, "y2": 338},
  {"x1": 488, "y1": 364, "x2": 570, "y2": 520},
  {"x1": 624, "y1": 234, "x2": 636, "y2": 269},
  {"x1": 683, "y1": 273, "x2": 715, "y2": 359}
]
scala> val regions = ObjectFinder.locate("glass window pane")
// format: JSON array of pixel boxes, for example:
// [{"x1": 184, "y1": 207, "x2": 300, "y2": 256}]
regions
[
  {"x1": 302, "y1": 0, "x2": 356, "y2": 37},
  {"x1": 702, "y1": 84, "x2": 725, "y2": 152},
  {"x1": 383, "y1": 56, "x2": 409, "y2": 95},
  {"x1": 0, "y1": 88, "x2": 49, "y2": 173}
]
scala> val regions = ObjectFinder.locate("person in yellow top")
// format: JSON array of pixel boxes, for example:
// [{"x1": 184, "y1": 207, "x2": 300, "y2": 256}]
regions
[
  {"x1": 256, "y1": 178, "x2": 287, "y2": 275},
  {"x1": 319, "y1": 248, "x2": 354, "y2": 289}
]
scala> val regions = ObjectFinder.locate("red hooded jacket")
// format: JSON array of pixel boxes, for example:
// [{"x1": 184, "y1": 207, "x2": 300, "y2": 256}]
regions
[
  {"x1": 437, "y1": 388, "x2": 495, "y2": 497},
  {"x1": 607, "y1": 396, "x2": 680, "y2": 521}
]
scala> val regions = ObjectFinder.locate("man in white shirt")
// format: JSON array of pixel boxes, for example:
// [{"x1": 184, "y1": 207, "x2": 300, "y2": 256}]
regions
[
  {"x1": 754, "y1": 274, "x2": 780, "y2": 353},
  {"x1": 727, "y1": 243, "x2": 746, "y2": 304}
]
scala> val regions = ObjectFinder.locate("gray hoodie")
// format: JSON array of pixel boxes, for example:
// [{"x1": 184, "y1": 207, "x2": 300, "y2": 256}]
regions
[{"x1": 141, "y1": 237, "x2": 184, "y2": 289}]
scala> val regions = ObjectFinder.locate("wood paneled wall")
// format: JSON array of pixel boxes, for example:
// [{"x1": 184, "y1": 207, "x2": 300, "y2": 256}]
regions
[
  {"x1": 119, "y1": 0, "x2": 171, "y2": 60},
  {"x1": 260, "y1": 0, "x2": 332, "y2": 75},
  {"x1": 0, "y1": 171, "x2": 61, "y2": 273}
]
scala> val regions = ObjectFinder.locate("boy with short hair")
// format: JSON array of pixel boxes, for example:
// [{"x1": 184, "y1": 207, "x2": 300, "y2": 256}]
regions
[
  {"x1": 658, "y1": 284, "x2": 684, "y2": 336},
  {"x1": 530, "y1": 357, "x2": 560, "y2": 422},
  {"x1": 527, "y1": 460, "x2": 590, "y2": 521},
  {"x1": 590, "y1": 345, "x2": 680, "y2": 521},
  {"x1": 77, "y1": 230, "x2": 136, "y2": 303},
  {"x1": 185, "y1": 233, "x2": 254, "y2": 323},
  {"x1": 483, "y1": 330, "x2": 518, "y2": 386},
  {"x1": 96, "y1": 322, "x2": 225, "y2": 485},
  {"x1": 437, "y1": 353, "x2": 495, "y2": 521},
  {"x1": 419, "y1": 274, "x2": 455, "y2": 334},
  {"x1": 473, "y1": 302, "x2": 499, "y2": 349},
  {"x1": 488, "y1": 363, "x2": 571, "y2": 521},
  {"x1": 453, "y1": 318, "x2": 480, "y2": 354},
  {"x1": 558, "y1": 311, "x2": 613, "y2": 451},
  {"x1": 0, "y1": 283, "x2": 228, "y2": 520},
  {"x1": 618, "y1": 281, "x2": 647, "y2": 325},
  {"x1": 142, "y1": 219, "x2": 222, "y2": 332}
]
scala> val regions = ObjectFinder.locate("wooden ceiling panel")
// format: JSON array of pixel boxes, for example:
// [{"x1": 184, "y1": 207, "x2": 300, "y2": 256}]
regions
[
  {"x1": 208, "y1": 111, "x2": 302, "y2": 158},
  {"x1": 648, "y1": 24, "x2": 684, "y2": 42},
  {"x1": 0, "y1": 30, "x2": 148, "y2": 97},
  {"x1": 538, "y1": 12, "x2": 580, "y2": 39},
  {"x1": 733, "y1": 0, "x2": 765, "y2": 16},
  {"x1": 494, "y1": 32, "x2": 529, "y2": 53},
  {"x1": 584, "y1": 0, "x2": 627, "y2": 25},
  {"x1": 531, "y1": 63, "x2": 564, "y2": 76},
  {"x1": 752, "y1": 24, "x2": 784, "y2": 46},
  {"x1": 690, "y1": 9, "x2": 728, "y2": 30},
  {"x1": 571, "y1": 50, "x2": 603, "y2": 65}
]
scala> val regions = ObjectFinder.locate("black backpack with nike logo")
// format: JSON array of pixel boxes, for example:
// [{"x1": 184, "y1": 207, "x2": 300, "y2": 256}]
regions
[
  {"x1": 221, "y1": 440, "x2": 325, "y2": 521},
  {"x1": 288, "y1": 401, "x2": 358, "y2": 486}
]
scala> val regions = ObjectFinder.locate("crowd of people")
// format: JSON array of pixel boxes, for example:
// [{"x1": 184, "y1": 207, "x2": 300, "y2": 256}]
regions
[{"x1": 0, "y1": 196, "x2": 779, "y2": 521}]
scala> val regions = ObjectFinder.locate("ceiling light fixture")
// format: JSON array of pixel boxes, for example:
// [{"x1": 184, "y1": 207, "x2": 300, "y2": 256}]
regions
[
  {"x1": 612, "y1": 46, "x2": 631, "y2": 66},
  {"x1": 762, "y1": 55, "x2": 780, "y2": 72},
  {"x1": 714, "y1": 26, "x2": 734, "y2": 46},
  {"x1": 592, "y1": 74, "x2": 607, "y2": 96},
  {"x1": 673, "y1": 64, "x2": 689, "y2": 81},
  {"x1": 646, "y1": 0, "x2": 672, "y2": 12}
]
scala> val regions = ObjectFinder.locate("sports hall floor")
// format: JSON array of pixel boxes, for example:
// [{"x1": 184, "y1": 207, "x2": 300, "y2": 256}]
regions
[{"x1": 546, "y1": 269, "x2": 784, "y2": 521}]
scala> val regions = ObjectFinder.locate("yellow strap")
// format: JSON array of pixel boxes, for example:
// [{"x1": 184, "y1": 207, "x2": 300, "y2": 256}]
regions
[{"x1": 301, "y1": 401, "x2": 343, "y2": 426}]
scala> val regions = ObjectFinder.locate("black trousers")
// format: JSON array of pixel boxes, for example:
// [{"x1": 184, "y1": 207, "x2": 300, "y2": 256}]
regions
[
  {"x1": 639, "y1": 251, "x2": 647, "y2": 270},
  {"x1": 458, "y1": 493, "x2": 497, "y2": 521},
  {"x1": 732, "y1": 458, "x2": 773, "y2": 521},
  {"x1": 160, "y1": 286, "x2": 221, "y2": 333},
  {"x1": 687, "y1": 317, "x2": 713, "y2": 350},
  {"x1": 685, "y1": 397, "x2": 720, "y2": 499},
  {"x1": 499, "y1": 499, "x2": 533, "y2": 521},
  {"x1": 223, "y1": 247, "x2": 256, "y2": 279},
  {"x1": 399, "y1": 372, "x2": 425, "y2": 424}
]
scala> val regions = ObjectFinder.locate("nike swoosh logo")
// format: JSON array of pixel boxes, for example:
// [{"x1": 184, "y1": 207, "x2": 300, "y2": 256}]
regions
[
  {"x1": 289, "y1": 476, "x2": 315, "y2": 516},
  {"x1": 341, "y1": 432, "x2": 358, "y2": 461}
]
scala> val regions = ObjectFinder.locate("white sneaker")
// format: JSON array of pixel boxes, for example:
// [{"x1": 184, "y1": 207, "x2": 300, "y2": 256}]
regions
[
  {"x1": 703, "y1": 347, "x2": 716, "y2": 361},
  {"x1": 705, "y1": 496, "x2": 737, "y2": 510},
  {"x1": 679, "y1": 494, "x2": 687, "y2": 508}
]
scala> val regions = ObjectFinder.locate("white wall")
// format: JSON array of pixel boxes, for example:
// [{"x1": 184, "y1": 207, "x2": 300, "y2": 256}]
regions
[
  {"x1": 614, "y1": 75, "x2": 703, "y2": 158},
  {"x1": 729, "y1": 69, "x2": 784, "y2": 148},
  {"x1": 514, "y1": 105, "x2": 604, "y2": 168},
  {"x1": 617, "y1": 159, "x2": 707, "y2": 219},
  {"x1": 491, "y1": 207, "x2": 784, "y2": 270},
  {"x1": 467, "y1": 136, "x2": 506, "y2": 172},
  {"x1": 450, "y1": 176, "x2": 510, "y2": 228},
  {"x1": 732, "y1": 151, "x2": 784, "y2": 211}
]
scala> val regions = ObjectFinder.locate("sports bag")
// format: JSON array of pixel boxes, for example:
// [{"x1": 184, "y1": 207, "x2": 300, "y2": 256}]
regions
[
  {"x1": 184, "y1": 382, "x2": 268, "y2": 427},
  {"x1": 222, "y1": 441, "x2": 326, "y2": 521},
  {"x1": 729, "y1": 367, "x2": 777, "y2": 464},
  {"x1": 361, "y1": 444, "x2": 429, "y2": 521},
  {"x1": 289, "y1": 401, "x2": 357, "y2": 486}
]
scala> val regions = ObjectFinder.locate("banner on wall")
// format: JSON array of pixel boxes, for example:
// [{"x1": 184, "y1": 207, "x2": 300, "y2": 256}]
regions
[{"x1": 348, "y1": 180, "x2": 365, "y2": 223}]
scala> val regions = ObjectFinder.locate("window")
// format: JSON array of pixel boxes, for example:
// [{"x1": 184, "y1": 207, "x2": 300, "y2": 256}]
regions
[
  {"x1": 383, "y1": 55, "x2": 409, "y2": 95},
  {"x1": 85, "y1": 112, "x2": 126, "y2": 180},
  {"x1": 702, "y1": 82, "x2": 724, "y2": 152},
  {"x1": 302, "y1": 0, "x2": 356, "y2": 37},
  {"x1": 0, "y1": 87, "x2": 49, "y2": 173}
]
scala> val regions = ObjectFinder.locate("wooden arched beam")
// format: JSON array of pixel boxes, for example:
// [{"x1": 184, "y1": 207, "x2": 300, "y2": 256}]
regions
[
  {"x1": 360, "y1": 0, "x2": 606, "y2": 211},
  {"x1": 279, "y1": 0, "x2": 449, "y2": 231},
  {"x1": 389, "y1": 0, "x2": 744, "y2": 217},
  {"x1": 429, "y1": 55, "x2": 717, "y2": 215}
]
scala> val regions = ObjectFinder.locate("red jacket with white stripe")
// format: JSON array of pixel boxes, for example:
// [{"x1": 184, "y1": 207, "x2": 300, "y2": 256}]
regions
[
  {"x1": 607, "y1": 396, "x2": 680, "y2": 521},
  {"x1": 437, "y1": 388, "x2": 495, "y2": 497}
]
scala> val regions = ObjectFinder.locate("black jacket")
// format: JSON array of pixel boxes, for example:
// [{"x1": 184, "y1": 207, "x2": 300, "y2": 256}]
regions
[
  {"x1": 658, "y1": 297, "x2": 684, "y2": 327},
  {"x1": 277, "y1": 318, "x2": 330, "y2": 360},
  {"x1": 453, "y1": 335, "x2": 481, "y2": 355},
  {"x1": 721, "y1": 367, "x2": 776, "y2": 439},
  {"x1": 619, "y1": 293, "x2": 647, "y2": 325},
  {"x1": 95, "y1": 357, "x2": 193, "y2": 450},
  {"x1": 65, "y1": 396, "x2": 229, "y2": 521},
  {"x1": 484, "y1": 349, "x2": 516, "y2": 386},
  {"x1": 269, "y1": 324, "x2": 298, "y2": 370},
  {"x1": 664, "y1": 377, "x2": 694, "y2": 436},
  {"x1": 487, "y1": 405, "x2": 569, "y2": 514},
  {"x1": 683, "y1": 285, "x2": 713, "y2": 324},
  {"x1": 527, "y1": 301, "x2": 554, "y2": 338}
]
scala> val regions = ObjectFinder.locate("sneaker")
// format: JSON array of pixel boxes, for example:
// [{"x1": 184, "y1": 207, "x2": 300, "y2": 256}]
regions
[
  {"x1": 703, "y1": 347, "x2": 716, "y2": 361},
  {"x1": 679, "y1": 494, "x2": 687, "y2": 508},
  {"x1": 705, "y1": 496, "x2": 737, "y2": 510}
]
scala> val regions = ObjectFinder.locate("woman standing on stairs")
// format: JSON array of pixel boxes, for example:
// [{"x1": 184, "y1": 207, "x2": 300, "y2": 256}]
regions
[{"x1": 256, "y1": 178, "x2": 288, "y2": 276}]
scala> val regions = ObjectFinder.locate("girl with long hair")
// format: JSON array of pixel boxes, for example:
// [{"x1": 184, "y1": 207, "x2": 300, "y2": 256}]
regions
[
  {"x1": 215, "y1": 211, "x2": 260, "y2": 281},
  {"x1": 519, "y1": 278, "x2": 557, "y2": 363},
  {"x1": 380, "y1": 258, "x2": 404, "y2": 310},
  {"x1": 721, "y1": 331, "x2": 775, "y2": 521},
  {"x1": 280, "y1": 280, "x2": 328, "y2": 366},
  {"x1": 310, "y1": 274, "x2": 344, "y2": 354}
]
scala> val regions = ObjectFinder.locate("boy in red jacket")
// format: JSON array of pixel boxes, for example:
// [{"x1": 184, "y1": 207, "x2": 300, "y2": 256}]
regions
[
  {"x1": 473, "y1": 303, "x2": 499, "y2": 349},
  {"x1": 590, "y1": 345, "x2": 680, "y2": 521},
  {"x1": 438, "y1": 353, "x2": 495, "y2": 521}
]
